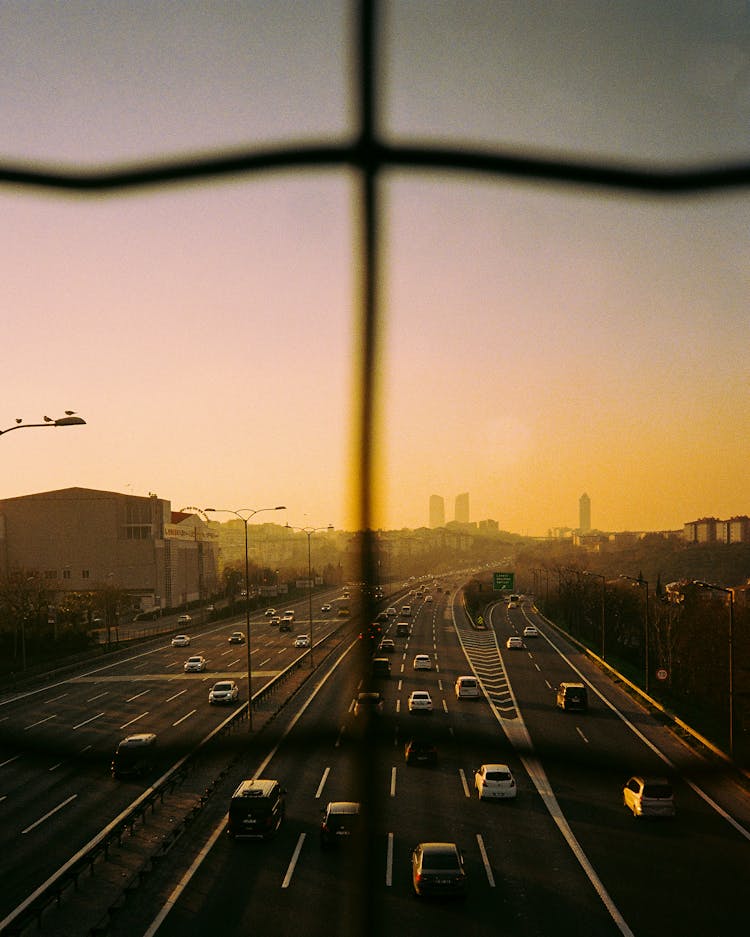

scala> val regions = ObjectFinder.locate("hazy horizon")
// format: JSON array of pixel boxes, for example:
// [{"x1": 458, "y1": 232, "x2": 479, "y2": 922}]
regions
[{"x1": 1, "y1": 2, "x2": 747, "y2": 537}]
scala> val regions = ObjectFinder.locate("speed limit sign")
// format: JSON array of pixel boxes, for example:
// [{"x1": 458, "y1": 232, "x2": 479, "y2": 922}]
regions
[{"x1": 656, "y1": 668, "x2": 668, "y2": 681}]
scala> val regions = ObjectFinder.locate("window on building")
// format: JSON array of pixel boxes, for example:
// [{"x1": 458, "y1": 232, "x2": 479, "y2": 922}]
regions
[
  {"x1": 81, "y1": 570, "x2": 90, "y2": 579},
  {"x1": 62, "y1": 569, "x2": 71, "y2": 580},
  {"x1": 44, "y1": 570, "x2": 57, "y2": 579}
]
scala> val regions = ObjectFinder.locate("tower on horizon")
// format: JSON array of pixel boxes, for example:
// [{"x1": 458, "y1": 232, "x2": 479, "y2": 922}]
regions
[
  {"x1": 429, "y1": 494, "x2": 445, "y2": 528},
  {"x1": 455, "y1": 492, "x2": 470, "y2": 525},
  {"x1": 579, "y1": 492, "x2": 591, "y2": 533}
]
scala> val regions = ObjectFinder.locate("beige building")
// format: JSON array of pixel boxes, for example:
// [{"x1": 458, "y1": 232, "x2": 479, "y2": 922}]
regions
[{"x1": 0, "y1": 487, "x2": 218, "y2": 613}]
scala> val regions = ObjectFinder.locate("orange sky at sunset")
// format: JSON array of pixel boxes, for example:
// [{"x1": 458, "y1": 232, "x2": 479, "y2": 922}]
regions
[{"x1": 1, "y1": 2, "x2": 748, "y2": 535}]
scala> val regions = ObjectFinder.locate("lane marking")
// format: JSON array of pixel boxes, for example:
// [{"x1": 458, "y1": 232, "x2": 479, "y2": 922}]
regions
[
  {"x1": 120, "y1": 711, "x2": 149, "y2": 730},
  {"x1": 24, "y1": 715, "x2": 56, "y2": 731},
  {"x1": 22, "y1": 794, "x2": 78, "y2": 835},
  {"x1": 281, "y1": 833, "x2": 306, "y2": 889},
  {"x1": 73, "y1": 712, "x2": 105, "y2": 730},
  {"x1": 126, "y1": 689, "x2": 150, "y2": 702},
  {"x1": 390, "y1": 766, "x2": 397, "y2": 797},
  {"x1": 458, "y1": 769, "x2": 471, "y2": 797},
  {"x1": 477, "y1": 834, "x2": 495, "y2": 887},
  {"x1": 165, "y1": 689, "x2": 188, "y2": 703},
  {"x1": 172, "y1": 709, "x2": 196, "y2": 727},
  {"x1": 386, "y1": 832, "x2": 394, "y2": 886},
  {"x1": 315, "y1": 767, "x2": 330, "y2": 799}
]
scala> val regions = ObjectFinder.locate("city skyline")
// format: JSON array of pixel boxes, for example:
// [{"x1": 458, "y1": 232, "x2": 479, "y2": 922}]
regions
[{"x1": 0, "y1": 3, "x2": 747, "y2": 536}]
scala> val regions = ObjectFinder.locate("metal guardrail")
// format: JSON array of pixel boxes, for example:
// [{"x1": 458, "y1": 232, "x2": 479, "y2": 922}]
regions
[{"x1": 0, "y1": 636, "x2": 326, "y2": 937}]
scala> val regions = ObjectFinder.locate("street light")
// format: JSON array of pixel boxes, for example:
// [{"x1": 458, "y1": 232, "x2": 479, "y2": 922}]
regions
[
  {"x1": 693, "y1": 580, "x2": 735, "y2": 759},
  {"x1": 0, "y1": 413, "x2": 86, "y2": 436},
  {"x1": 582, "y1": 570, "x2": 607, "y2": 660},
  {"x1": 286, "y1": 523, "x2": 334, "y2": 667},
  {"x1": 204, "y1": 505, "x2": 286, "y2": 730},
  {"x1": 620, "y1": 575, "x2": 650, "y2": 693}
]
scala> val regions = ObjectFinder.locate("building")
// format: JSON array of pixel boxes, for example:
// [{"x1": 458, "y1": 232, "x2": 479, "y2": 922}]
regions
[
  {"x1": 579, "y1": 493, "x2": 591, "y2": 534},
  {"x1": 454, "y1": 492, "x2": 470, "y2": 525},
  {"x1": 429, "y1": 495, "x2": 445, "y2": 528},
  {"x1": 0, "y1": 487, "x2": 218, "y2": 614}
]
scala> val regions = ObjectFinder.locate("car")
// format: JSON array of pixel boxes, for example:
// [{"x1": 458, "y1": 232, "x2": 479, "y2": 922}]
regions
[
  {"x1": 411, "y1": 842, "x2": 467, "y2": 897},
  {"x1": 279, "y1": 617, "x2": 293, "y2": 632},
  {"x1": 111, "y1": 733, "x2": 157, "y2": 779},
  {"x1": 320, "y1": 603, "x2": 332, "y2": 613},
  {"x1": 425, "y1": 594, "x2": 433, "y2": 602},
  {"x1": 378, "y1": 638, "x2": 395, "y2": 653},
  {"x1": 269, "y1": 616, "x2": 281, "y2": 627},
  {"x1": 171, "y1": 634, "x2": 191, "y2": 647},
  {"x1": 209, "y1": 680, "x2": 240, "y2": 704},
  {"x1": 623, "y1": 776, "x2": 676, "y2": 818},
  {"x1": 474, "y1": 763, "x2": 517, "y2": 799},
  {"x1": 385, "y1": 607, "x2": 397, "y2": 618},
  {"x1": 455, "y1": 675, "x2": 480, "y2": 698},
  {"x1": 294, "y1": 634, "x2": 310, "y2": 647},
  {"x1": 264, "y1": 608, "x2": 277, "y2": 617},
  {"x1": 401, "y1": 605, "x2": 412, "y2": 617},
  {"x1": 556, "y1": 682, "x2": 589, "y2": 712},
  {"x1": 283, "y1": 610, "x2": 295, "y2": 619},
  {"x1": 177, "y1": 614, "x2": 192, "y2": 625},
  {"x1": 413, "y1": 654, "x2": 432, "y2": 670},
  {"x1": 523, "y1": 625, "x2": 539, "y2": 638},
  {"x1": 205, "y1": 604, "x2": 215, "y2": 612},
  {"x1": 506, "y1": 636, "x2": 525, "y2": 650},
  {"x1": 320, "y1": 801, "x2": 361, "y2": 848},
  {"x1": 508, "y1": 601, "x2": 518, "y2": 609},
  {"x1": 228, "y1": 631, "x2": 245, "y2": 644},
  {"x1": 227, "y1": 778, "x2": 286, "y2": 839},
  {"x1": 404, "y1": 738, "x2": 438, "y2": 764},
  {"x1": 407, "y1": 690, "x2": 433, "y2": 712},
  {"x1": 353, "y1": 691, "x2": 384, "y2": 715},
  {"x1": 395, "y1": 621, "x2": 410, "y2": 637},
  {"x1": 371, "y1": 656, "x2": 392, "y2": 677},
  {"x1": 184, "y1": 655, "x2": 207, "y2": 672}
]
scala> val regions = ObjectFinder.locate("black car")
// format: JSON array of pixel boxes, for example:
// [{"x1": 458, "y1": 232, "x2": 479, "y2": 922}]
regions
[
  {"x1": 320, "y1": 801, "x2": 361, "y2": 848},
  {"x1": 405, "y1": 738, "x2": 438, "y2": 765},
  {"x1": 411, "y1": 842, "x2": 467, "y2": 897}
]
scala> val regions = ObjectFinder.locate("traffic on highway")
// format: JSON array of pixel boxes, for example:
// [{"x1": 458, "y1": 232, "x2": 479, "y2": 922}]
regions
[{"x1": 1, "y1": 584, "x2": 749, "y2": 937}]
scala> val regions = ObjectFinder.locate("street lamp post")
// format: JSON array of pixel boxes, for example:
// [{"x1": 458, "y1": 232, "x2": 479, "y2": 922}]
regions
[
  {"x1": 205, "y1": 505, "x2": 286, "y2": 730},
  {"x1": 286, "y1": 524, "x2": 334, "y2": 668},
  {"x1": 693, "y1": 580, "x2": 735, "y2": 759},
  {"x1": 582, "y1": 570, "x2": 607, "y2": 660},
  {"x1": 0, "y1": 413, "x2": 86, "y2": 437},
  {"x1": 620, "y1": 575, "x2": 650, "y2": 693}
]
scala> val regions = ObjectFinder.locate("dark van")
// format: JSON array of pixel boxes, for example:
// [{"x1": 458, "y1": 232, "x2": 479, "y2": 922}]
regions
[
  {"x1": 371, "y1": 657, "x2": 391, "y2": 677},
  {"x1": 228, "y1": 778, "x2": 286, "y2": 839},
  {"x1": 556, "y1": 682, "x2": 588, "y2": 712},
  {"x1": 395, "y1": 622, "x2": 410, "y2": 637},
  {"x1": 111, "y1": 733, "x2": 157, "y2": 778}
]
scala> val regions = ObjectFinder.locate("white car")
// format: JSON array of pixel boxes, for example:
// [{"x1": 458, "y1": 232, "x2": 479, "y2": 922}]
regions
[
  {"x1": 506, "y1": 636, "x2": 525, "y2": 650},
  {"x1": 177, "y1": 614, "x2": 192, "y2": 625},
  {"x1": 228, "y1": 631, "x2": 245, "y2": 644},
  {"x1": 413, "y1": 654, "x2": 432, "y2": 670},
  {"x1": 474, "y1": 763, "x2": 517, "y2": 800},
  {"x1": 184, "y1": 655, "x2": 207, "y2": 672},
  {"x1": 321, "y1": 603, "x2": 332, "y2": 613},
  {"x1": 208, "y1": 680, "x2": 240, "y2": 704},
  {"x1": 264, "y1": 608, "x2": 277, "y2": 617},
  {"x1": 171, "y1": 634, "x2": 191, "y2": 647},
  {"x1": 523, "y1": 625, "x2": 539, "y2": 638},
  {"x1": 385, "y1": 607, "x2": 397, "y2": 618},
  {"x1": 407, "y1": 690, "x2": 433, "y2": 712},
  {"x1": 294, "y1": 634, "x2": 310, "y2": 648}
]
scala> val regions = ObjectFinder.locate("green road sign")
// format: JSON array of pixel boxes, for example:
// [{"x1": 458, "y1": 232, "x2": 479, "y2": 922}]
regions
[{"x1": 493, "y1": 572, "x2": 514, "y2": 591}]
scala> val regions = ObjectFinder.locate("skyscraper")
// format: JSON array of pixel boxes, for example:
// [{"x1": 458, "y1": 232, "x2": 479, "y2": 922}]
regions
[
  {"x1": 579, "y1": 492, "x2": 591, "y2": 533},
  {"x1": 429, "y1": 495, "x2": 445, "y2": 528},
  {"x1": 455, "y1": 492, "x2": 470, "y2": 525}
]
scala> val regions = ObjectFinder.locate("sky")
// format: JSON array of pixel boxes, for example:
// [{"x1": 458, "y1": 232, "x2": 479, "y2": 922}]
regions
[{"x1": 0, "y1": 1, "x2": 748, "y2": 536}]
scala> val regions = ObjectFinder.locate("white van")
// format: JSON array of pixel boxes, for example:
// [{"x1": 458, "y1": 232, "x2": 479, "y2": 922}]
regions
[{"x1": 455, "y1": 675, "x2": 480, "y2": 698}]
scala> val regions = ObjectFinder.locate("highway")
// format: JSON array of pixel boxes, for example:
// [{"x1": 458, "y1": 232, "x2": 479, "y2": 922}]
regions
[
  {"x1": 0, "y1": 589, "x2": 349, "y2": 925},
  {"x1": 2, "y1": 586, "x2": 749, "y2": 936}
]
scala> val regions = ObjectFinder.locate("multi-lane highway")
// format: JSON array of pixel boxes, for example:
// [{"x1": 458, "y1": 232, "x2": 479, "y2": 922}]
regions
[
  {"x1": 3, "y1": 586, "x2": 750, "y2": 936},
  {"x1": 0, "y1": 589, "x2": 349, "y2": 927}
]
